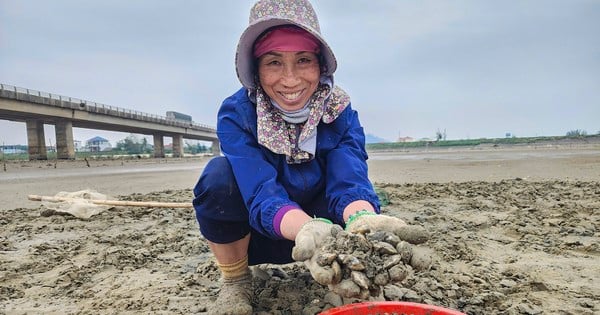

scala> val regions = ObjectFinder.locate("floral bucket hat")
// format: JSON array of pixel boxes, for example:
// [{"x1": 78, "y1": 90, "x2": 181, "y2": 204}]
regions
[{"x1": 235, "y1": 0, "x2": 338, "y2": 90}]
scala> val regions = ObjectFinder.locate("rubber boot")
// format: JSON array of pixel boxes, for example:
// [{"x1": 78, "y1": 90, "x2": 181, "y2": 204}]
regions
[{"x1": 208, "y1": 273, "x2": 253, "y2": 315}]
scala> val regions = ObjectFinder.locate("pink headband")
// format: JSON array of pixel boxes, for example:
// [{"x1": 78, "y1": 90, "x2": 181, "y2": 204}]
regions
[{"x1": 253, "y1": 26, "x2": 320, "y2": 58}]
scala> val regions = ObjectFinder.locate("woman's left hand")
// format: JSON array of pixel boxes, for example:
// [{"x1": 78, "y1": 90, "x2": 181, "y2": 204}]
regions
[{"x1": 346, "y1": 212, "x2": 430, "y2": 244}]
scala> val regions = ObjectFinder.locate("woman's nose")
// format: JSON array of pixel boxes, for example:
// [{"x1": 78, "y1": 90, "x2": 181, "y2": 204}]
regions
[{"x1": 281, "y1": 64, "x2": 301, "y2": 86}]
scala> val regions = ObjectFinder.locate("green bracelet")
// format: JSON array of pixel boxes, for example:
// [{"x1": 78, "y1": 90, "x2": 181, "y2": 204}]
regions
[
  {"x1": 312, "y1": 217, "x2": 333, "y2": 224},
  {"x1": 345, "y1": 209, "x2": 376, "y2": 229},
  {"x1": 300, "y1": 217, "x2": 333, "y2": 231}
]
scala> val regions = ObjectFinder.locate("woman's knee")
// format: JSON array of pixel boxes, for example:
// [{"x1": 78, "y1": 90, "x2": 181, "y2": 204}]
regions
[
  {"x1": 194, "y1": 157, "x2": 235, "y2": 200},
  {"x1": 193, "y1": 156, "x2": 246, "y2": 220}
]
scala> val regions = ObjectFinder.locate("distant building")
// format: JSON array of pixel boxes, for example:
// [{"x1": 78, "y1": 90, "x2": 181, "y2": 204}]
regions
[
  {"x1": 86, "y1": 136, "x2": 112, "y2": 152},
  {"x1": 397, "y1": 136, "x2": 414, "y2": 143}
]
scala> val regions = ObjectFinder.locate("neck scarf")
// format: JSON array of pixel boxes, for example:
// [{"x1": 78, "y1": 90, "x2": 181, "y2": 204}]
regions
[
  {"x1": 255, "y1": 76, "x2": 350, "y2": 164},
  {"x1": 270, "y1": 99, "x2": 311, "y2": 124}
]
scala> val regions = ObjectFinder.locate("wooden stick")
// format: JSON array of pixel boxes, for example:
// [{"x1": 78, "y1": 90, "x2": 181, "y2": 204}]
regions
[{"x1": 27, "y1": 195, "x2": 193, "y2": 208}]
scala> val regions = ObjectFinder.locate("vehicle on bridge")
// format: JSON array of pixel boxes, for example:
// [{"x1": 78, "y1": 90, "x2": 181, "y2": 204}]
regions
[{"x1": 166, "y1": 111, "x2": 193, "y2": 122}]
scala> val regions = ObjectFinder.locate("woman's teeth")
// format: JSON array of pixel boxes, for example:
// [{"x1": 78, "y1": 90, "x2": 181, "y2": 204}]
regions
[{"x1": 282, "y1": 91, "x2": 301, "y2": 100}]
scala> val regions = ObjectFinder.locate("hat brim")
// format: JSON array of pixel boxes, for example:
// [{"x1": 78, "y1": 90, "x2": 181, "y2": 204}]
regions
[{"x1": 235, "y1": 18, "x2": 337, "y2": 90}]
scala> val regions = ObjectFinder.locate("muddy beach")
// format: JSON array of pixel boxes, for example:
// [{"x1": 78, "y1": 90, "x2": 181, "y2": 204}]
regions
[{"x1": 1, "y1": 144, "x2": 599, "y2": 314}]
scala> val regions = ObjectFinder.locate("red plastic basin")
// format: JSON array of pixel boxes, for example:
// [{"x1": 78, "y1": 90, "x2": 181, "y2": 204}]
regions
[{"x1": 319, "y1": 301, "x2": 466, "y2": 315}]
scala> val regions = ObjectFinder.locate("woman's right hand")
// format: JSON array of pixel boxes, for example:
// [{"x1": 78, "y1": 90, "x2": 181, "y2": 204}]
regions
[{"x1": 292, "y1": 219, "x2": 343, "y2": 285}]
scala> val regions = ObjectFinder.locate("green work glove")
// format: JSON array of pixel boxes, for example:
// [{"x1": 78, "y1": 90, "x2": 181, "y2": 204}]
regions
[
  {"x1": 292, "y1": 218, "x2": 343, "y2": 286},
  {"x1": 346, "y1": 210, "x2": 430, "y2": 244}
]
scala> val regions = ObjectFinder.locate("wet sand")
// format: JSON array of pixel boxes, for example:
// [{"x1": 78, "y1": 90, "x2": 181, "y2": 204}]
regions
[{"x1": 1, "y1": 144, "x2": 599, "y2": 314}]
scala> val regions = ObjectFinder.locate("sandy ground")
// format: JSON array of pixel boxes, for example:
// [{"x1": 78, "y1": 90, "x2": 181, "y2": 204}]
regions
[{"x1": 1, "y1": 143, "x2": 599, "y2": 314}]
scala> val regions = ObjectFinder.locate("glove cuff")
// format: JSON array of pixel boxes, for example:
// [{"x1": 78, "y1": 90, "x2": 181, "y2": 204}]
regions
[
  {"x1": 312, "y1": 217, "x2": 333, "y2": 225},
  {"x1": 300, "y1": 217, "x2": 333, "y2": 230},
  {"x1": 345, "y1": 209, "x2": 376, "y2": 230}
]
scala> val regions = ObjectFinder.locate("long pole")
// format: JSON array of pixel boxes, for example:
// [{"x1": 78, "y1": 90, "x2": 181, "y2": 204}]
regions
[{"x1": 27, "y1": 194, "x2": 193, "y2": 208}]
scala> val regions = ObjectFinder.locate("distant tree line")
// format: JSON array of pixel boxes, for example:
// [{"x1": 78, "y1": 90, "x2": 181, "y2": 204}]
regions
[
  {"x1": 115, "y1": 134, "x2": 151, "y2": 154},
  {"x1": 565, "y1": 129, "x2": 589, "y2": 137}
]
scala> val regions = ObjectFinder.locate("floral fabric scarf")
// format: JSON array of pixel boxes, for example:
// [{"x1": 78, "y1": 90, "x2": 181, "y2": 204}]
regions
[{"x1": 255, "y1": 78, "x2": 350, "y2": 164}]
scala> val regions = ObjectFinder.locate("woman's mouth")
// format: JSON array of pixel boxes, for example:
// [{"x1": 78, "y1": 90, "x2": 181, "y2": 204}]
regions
[{"x1": 280, "y1": 90, "x2": 303, "y2": 101}]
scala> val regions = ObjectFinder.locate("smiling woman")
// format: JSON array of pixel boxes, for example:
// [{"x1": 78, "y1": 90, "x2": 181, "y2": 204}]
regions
[{"x1": 189, "y1": 0, "x2": 432, "y2": 314}]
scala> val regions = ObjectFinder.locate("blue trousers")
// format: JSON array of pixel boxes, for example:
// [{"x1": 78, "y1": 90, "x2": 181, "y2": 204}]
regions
[{"x1": 193, "y1": 156, "x2": 329, "y2": 265}]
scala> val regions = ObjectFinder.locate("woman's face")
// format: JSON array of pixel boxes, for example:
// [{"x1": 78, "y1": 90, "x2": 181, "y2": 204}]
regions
[{"x1": 257, "y1": 51, "x2": 320, "y2": 111}]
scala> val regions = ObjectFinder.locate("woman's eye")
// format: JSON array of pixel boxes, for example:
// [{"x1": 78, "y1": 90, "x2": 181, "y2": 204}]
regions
[
  {"x1": 298, "y1": 57, "x2": 312, "y2": 64},
  {"x1": 266, "y1": 60, "x2": 281, "y2": 66}
]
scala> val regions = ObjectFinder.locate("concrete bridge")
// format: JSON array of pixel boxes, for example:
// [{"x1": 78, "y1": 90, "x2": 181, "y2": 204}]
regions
[{"x1": 0, "y1": 84, "x2": 219, "y2": 160}]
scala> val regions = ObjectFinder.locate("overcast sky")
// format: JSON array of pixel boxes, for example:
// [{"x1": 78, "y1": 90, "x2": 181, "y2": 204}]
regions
[{"x1": 1, "y1": 0, "x2": 599, "y2": 146}]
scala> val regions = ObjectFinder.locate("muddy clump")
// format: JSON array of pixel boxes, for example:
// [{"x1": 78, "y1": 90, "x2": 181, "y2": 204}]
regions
[{"x1": 316, "y1": 228, "x2": 433, "y2": 300}]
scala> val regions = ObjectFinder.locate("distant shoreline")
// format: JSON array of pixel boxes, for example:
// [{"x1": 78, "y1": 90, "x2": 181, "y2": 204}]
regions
[
  {"x1": 366, "y1": 134, "x2": 600, "y2": 152},
  {"x1": 1, "y1": 135, "x2": 599, "y2": 168}
]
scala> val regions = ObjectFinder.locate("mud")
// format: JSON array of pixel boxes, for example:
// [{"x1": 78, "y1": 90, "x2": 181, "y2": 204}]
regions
[{"x1": 1, "y1": 179, "x2": 598, "y2": 314}]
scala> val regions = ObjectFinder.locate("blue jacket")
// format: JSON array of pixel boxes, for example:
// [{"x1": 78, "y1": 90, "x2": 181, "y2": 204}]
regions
[{"x1": 217, "y1": 87, "x2": 380, "y2": 239}]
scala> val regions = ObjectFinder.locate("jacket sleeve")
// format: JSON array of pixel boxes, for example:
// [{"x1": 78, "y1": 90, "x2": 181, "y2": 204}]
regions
[
  {"x1": 324, "y1": 104, "x2": 381, "y2": 224},
  {"x1": 216, "y1": 89, "x2": 297, "y2": 239}
]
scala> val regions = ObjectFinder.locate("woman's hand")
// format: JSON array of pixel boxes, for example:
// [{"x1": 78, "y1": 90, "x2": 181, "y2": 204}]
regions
[
  {"x1": 346, "y1": 211, "x2": 429, "y2": 244},
  {"x1": 292, "y1": 219, "x2": 343, "y2": 285}
]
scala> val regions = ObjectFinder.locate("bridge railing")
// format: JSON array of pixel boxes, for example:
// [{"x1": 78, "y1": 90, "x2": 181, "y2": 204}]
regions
[{"x1": 0, "y1": 83, "x2": 216, "y2": 132}]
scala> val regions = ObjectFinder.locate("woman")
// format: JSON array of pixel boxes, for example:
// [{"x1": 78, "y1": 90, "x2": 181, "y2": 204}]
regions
[{"x1": 193, "y1": 1, "x2": 426, "y2": 314}]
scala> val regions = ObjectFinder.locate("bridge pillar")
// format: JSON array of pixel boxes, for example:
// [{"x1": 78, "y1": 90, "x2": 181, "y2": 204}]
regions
[
  {"x1": 153, "y1": 134, "x2": 165, "y2": 158},
  {"x1": 26, "y1": 120, "x2": 47, "y2": 160},
  {"x1": 172, "y1": 135, "x2": 184, "y2": 158},
  {"x1": 211, "y1": 140, "x2": 221, "y2": 156},
  {"x1": 55, "y1": 120, "x2": 75, "y2": 159}
]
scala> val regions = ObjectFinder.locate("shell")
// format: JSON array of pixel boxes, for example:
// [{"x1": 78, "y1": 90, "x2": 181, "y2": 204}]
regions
[
  {"x1": 339, "y1": 254, "x2": 365, "y2": 271},
  {"x1": 347, "y1": 259, "x2": 366, "y2": 271},
  {"x1": 331, "y1": 260, "x2": 342, "y2": 284},
  {"x1": 396, "y1": 241, "x2": 413, "y2": 264},
  {"x1": 374, "y1": 272, "x2": 390, "y2": 286},
  {"x1": 366, "y1": 230, "x2": 389, "y2": 242},
  {"x1": 384, "y1": 233, "x2": 401, "y2": 247},
  {"x1": 373, "y1": 241, "x2": 398, "y2": 255},
  {"x1": 351, "y1": 271, "x2": 370, "y2": 290},
  {"x1": 367, "y1": 231, "x2": 401, "y2": 247},
  {"x1": 316, "y1": 252, "x2": 337, "y2": 266},
  {"x1": 383, "y1": 254, "x2": 402, "y2": 269},
  {"x1": 389, "y1": 264, "x2": 411, "y2": 282}
]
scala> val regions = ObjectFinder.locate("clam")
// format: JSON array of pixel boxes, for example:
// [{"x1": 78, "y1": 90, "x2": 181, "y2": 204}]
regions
[
  {"x1": 383, "y1": 254, "x2": 402, "y2": 269},
  {"x1": 351, "y1": 271, "x2": 371, "y2": 290},
  {"x1": 316, "y1": 252, "x2": 337, "y2": 266},
  {"x1": 373, "y1": 241, "x2": 397, "y2": 255},
  {"x1": 389, "y1": 264, "x2": 411, "y2": 282}
]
